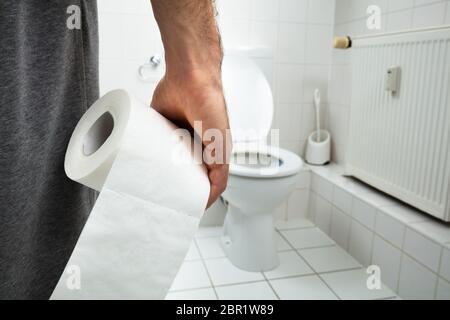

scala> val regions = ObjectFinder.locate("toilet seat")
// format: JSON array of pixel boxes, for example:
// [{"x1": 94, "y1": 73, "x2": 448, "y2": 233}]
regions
[{"x1": 230, "y1": 144, "x2": 303, "y2": 179}]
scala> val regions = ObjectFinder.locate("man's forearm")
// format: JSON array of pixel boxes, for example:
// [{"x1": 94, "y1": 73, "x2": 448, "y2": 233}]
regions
[{"x1": 150, "y1": 0, "x2": 223, "y2": 78}]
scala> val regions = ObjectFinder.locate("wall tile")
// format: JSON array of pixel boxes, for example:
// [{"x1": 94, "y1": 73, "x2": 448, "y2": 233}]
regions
[
  {"x1": 330, "y1": 206, "x2": 352, "y2": 250},
  {"x1": 375, "y1": 210, "x2": 406, "y2": 248},
  {"x1": 279, "y1": 0, "x2": 308, "y2": 23},
  {"x1": 403, "y1": 228, "x2": 442, "y2": 273},
  {"x1": 439, "y1": 246, "x2": 450, "y2": 282},
  {"x1": 398, "y1": 254, "x2": 437, "y2": 300},
  {"x1": 349, "y1": 221, "x2": 374, "y2": 266},
  {"x1": 351, "y1": 197, "x2": 377, "y2": 231},
  {"x1": 371, "y1": 235, "x2": 402, "y2": 292},
  {"x1": 436, "y1": 278, "x2": 450, "y2": 300}
]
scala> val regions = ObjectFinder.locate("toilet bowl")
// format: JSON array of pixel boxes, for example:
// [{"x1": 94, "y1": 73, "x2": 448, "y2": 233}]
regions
[{"x1": 220, "y1": 49, "x2": 304, "y2": 272}]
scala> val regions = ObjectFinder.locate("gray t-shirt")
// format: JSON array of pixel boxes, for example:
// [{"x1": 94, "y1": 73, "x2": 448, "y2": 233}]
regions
[{"x1": 0, "y1": 0, "x2": 99, "y2": 299}]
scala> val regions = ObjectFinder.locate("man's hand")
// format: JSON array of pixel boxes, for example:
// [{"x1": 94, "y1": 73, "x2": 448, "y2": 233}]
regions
[{"x1": 150, "y1": 0, "x2": 231, "y2": 209}]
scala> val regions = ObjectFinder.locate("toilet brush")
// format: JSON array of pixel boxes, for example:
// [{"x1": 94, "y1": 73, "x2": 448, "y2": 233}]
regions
[
  {"x1": 306, "y1": 89, "x2": 331, "y2": 165},
  {"x1": 314, "y1": 89, "x2": 322, "y2": 143}
]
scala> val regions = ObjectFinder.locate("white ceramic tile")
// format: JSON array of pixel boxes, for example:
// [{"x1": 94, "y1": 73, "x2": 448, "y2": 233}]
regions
[
  {"x1": 279, "y1": 0, "x2": 308, "y2": 22},
  {"x1": 287, "y1": 189, "x2": 310, "y2": 220},
  {"x1": 195, "y1": 227, "x2": 223, "y2": 239},
  {"x1": 356, "y1": 191, "x2": 400, "y2": 210},
  {"x1": 299, "y1": 246, "x2": 361, "y2": 273},
  {"x1": 403, "y1": 228, "x2": 442, "y2": 272},
  {"x1": 275, "y1": 219, "x2": 315, "y2": 231},
  {"x1": 296, "y1": 169, "x2": 311, "y2": 189},
  {"x1": 352, "y1": 197, "x2": 377, "y2": 230},
  {"x1": 170, "y1": 261, "x2": 211, "y2": 291},
  {"x1": 333, "y1": 185, "x2": 353, "y2": 215},
  {"x1": 378, "y1": 205, "x2": 429, "y2": 224},
  {"x1": 305, "y1": 24, "x2": 333, "y2": 65},
  {"x1": 216, "y1": 0, "x2": 252, "y2": 20},
  {"x1": 275, "y1": 64, "x2": 304, "y2": 103},
  {"x1": 165, "y1": 288, "x2": 216, "y2": 300},
  {"x1": 436, "y1": 278, "x2": 450, "y2": 300},
  {"x1": 184, "y1": 242, "x2": 201, "y2": 261},
  {"x1": 330, "y1": 207, "x2": 352, "y2": 250},
  {"x1": 251, "y1": 0, "x2": 280, "y2": 21},
  {"x1": 371, "y1": 235, "x2": 402, "y2": 292},
  {"x1": 302, "y1": 65, "x2": 330, "y2": 105},
  {"x1": 281, "y1": 228, "x2": 335, "y2": 249},
  {"x1": 307, "y1": 0, "x2": 335, "y2": 24},
  {"x1": 264, "y1": 251, "x2": 314, "y2": 279},
  {"x1": 277, "y1": 23, "x2": 307, "y2": 63},
  {"x1": 196, "y1": 237, "x2": 226, "y2": 259},
  {"x1": 204, "y1": 258, "x2": 264, "y2": 286},
  {"x1": 275, "y1": 232, "x2": 293, "y2": 251},
  {"x1": 409, "y1": 220, "x2": 450, "y2": 244},
  {"x1": 312, "y1": 194, "x2": 333, "y2": 235},
  {"x1": 348, "y1": 221, "x2": 374, "y2": 266},
  {"x1": 250, "y1": 21, "x2": 278, "y2": 50},
  {"x1": 388, "y1": 0, "x2": 414, "y2": 12},
  {"x1": 440, "y1": 246, "x2": 450, "y2": 282},
  {"x1": 387, "y1": 9, "x2": 413, "y2": 32},
  {"x1": 375, "y1": 210, "x2": 406, "y2": 248},
  {"x1": 412, "y1": 2, "x2": 447, "y2": 28},
  {"x1": 219, "y1": 18, "x2": 251, "y2": 47},
  {"x1": 398, "y1": 254, "x2": 438, "y2": 300},
  {"x1": 216, "y1": 282, "x2": 277, "y2": 300},
  {"x1": 311, "y1": 173, "x2": 334, "y2": 200},
  {"x1": 321, "y1": 269, "x2": 397, "y2": 300},
  {"x1": 270, "y1": 276, "x2": 338, "y2": 300}
]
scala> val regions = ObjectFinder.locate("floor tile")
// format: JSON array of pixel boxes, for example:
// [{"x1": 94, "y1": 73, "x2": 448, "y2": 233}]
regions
[
  {"x1": 270, "y1": 275, "x2": 338, "y2": 300},
  {"x1": 321, "y1": 269, "x2": 397, "y2": 300},
  {"x1": 196, "y1": 237, "x2": 226, "y2": 259},
  {"x1": 170, "y1": 261, "x2": 211, "y2": 291},
  {"x1": 184, "y1": 242, "x2": 201, "y2": 261},
  {"x1": 204, "y1": 258, "x2": 264, "y2": 286},
  {"x1": 216, "y1": 282, "x2": 278, "y2": 300},
  {"x1": 264, "y1": 251, "x2": 314, "y2": 280},
  {"x1": 299, "y1": 246, "x2": 361, "y2": 273},
  {"x1": 195, "y1": 227, "x2": 223, "y2": 238},
  {"x1": 275, "y1": 219, "x2": 315, "y2": 231},
  {"x1": 281, "y1": 228, "x2": 334, "y2": 249},
  {"x1": 275, "y1": 232, "x2": 292, "y2": 251},
  {"x1": 165, "y1": 288, "x2": 217, "y2": 300}
]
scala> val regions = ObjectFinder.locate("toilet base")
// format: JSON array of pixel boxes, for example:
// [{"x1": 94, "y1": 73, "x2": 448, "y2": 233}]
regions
[{"x1": 222, "y1": 205, "x2": 279, "y2": 272}]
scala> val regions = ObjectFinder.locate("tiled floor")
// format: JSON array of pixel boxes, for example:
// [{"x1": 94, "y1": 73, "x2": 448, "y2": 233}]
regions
[{"x1": 166, "y1": 219, "x2": 399, "y2": 300}]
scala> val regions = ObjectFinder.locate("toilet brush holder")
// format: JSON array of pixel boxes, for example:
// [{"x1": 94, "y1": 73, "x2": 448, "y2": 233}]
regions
[{"x1": 306, "y1": 130, "x2": 331, "y2": 166}]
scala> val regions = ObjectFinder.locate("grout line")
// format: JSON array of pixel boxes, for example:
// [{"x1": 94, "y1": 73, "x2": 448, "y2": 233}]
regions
[
  {"x1": 193, "y1": 238, "x2": 220, "y2": 300},
  {"x1": 291, "y1": 246, "x2": 341, "y2": 300},
  {"x1": 261, "y1": 273, "x2": 281, "y2": 300},
  {"x1": 434, "y1": 246, "x2": 445, "y2": 299}
]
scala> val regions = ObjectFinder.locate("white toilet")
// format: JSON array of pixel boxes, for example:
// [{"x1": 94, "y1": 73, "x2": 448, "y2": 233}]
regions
[{"x1": 221, "y1": 48, "x2": 304, "y2": 272}]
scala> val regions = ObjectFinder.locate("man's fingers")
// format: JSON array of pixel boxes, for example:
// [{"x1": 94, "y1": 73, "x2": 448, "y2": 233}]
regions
[{"x1": 206, "y1": 164, "x2": 229, "y2": 209}]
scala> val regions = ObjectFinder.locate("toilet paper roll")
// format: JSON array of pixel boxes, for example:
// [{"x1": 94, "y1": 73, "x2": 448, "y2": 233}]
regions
[{"x1": 51, "y1": 89, "x2": 210, "y2": 300}]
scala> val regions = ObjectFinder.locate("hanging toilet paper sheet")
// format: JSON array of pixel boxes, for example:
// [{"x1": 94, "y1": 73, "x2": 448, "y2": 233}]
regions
[{"x1": 51, "y1": 90, "x2": 210, "y2": 300}]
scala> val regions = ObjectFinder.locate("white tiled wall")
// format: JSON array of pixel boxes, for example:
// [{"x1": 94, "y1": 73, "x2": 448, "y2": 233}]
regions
[
  {"x1": 97, "y1": 0, "x2": 336, "y2": 156},
  {"x1": 328, "y1": 0, "x2": 450, "y2": 164},
  {"x1": 309, "y1": 165, "x2": 450, "y2": 300},
  {"x1": 96, "y1": 0, "x2": 335, "y2": 224}
]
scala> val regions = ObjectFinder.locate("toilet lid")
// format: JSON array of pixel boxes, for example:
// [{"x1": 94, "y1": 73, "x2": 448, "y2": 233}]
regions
[{"x1": 222, "y1": 55, "x2": 274, "y2": 143}]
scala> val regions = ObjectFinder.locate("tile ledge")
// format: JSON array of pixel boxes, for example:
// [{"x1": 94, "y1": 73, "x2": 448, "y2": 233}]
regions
[{"x1": 308, "y1": 163, "x2": 450, "y2": 246}]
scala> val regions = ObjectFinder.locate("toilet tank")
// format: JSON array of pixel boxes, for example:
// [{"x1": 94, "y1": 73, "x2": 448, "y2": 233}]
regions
[{"x1": 224, "y1": 47, "x2": 274, "y2": 89}]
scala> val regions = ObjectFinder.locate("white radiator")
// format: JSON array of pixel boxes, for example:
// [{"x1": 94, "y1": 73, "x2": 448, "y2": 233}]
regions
[{"x1": 346, "y1": 26, "x2": 450, "y2": 221}]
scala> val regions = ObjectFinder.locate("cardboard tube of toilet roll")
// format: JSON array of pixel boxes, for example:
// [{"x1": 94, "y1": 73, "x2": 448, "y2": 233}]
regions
[{"x1": 334, "y1": 36, "x2": 352, "y2": 49}]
